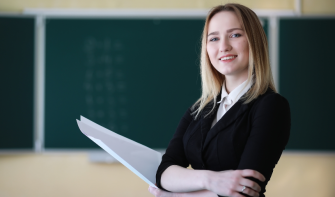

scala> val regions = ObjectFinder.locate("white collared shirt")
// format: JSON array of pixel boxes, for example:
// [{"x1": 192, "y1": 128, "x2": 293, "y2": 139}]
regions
[{"x1": 211, "y1": 79, "x2": 253, "y2": 128}]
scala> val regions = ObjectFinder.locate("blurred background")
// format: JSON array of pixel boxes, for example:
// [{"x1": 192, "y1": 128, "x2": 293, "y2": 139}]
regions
[{"x1": 0, "y1": 0, "x2": 335, "y2": 197}]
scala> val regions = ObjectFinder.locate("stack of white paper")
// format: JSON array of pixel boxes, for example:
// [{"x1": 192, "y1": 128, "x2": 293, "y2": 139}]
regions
[{"x1": 76, "y1": 116, "x2": 162, "y2": 188}]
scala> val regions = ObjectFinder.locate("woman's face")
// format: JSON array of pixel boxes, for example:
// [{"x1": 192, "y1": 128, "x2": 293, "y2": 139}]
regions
[{"x1": 206, "y1": 11, "x2": 249, "y2": 79}]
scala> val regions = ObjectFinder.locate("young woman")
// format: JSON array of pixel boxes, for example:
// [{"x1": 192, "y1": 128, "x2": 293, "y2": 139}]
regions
[{"x1": 149, "y1": 3, "x2": 290, "y2": 197}]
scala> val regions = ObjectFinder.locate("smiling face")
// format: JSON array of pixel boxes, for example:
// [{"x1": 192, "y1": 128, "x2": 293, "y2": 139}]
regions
[{"x1": 206, "y1": 11, "x2": 249, "y2": 80}]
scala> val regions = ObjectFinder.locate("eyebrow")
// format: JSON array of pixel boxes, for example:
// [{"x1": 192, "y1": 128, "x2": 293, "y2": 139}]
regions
[{"x1": 207, "y1": 28, "x2": 243, "y2": 37}]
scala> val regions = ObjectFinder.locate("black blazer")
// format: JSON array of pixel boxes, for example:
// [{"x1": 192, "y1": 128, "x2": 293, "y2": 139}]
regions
[{"x1": 156, "y1": 88, "x2": 291, "y2": 197}]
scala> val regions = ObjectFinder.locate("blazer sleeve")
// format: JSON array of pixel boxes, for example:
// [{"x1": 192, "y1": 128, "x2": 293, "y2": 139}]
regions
[
  {"x1": 237, "y1": 93, "x2": 291, "y2": 196},
  {"x1": 156, "y1": 107, "x2": 193, "y2": 191}
]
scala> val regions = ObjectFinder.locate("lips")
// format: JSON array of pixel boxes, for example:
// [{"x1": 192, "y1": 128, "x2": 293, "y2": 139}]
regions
[
  {"x1": 219, "y1": 55, "x2": 237, "y2": 61},
  {"x1": 219, "y1": 55, "x2": 238, "y2": 63}
]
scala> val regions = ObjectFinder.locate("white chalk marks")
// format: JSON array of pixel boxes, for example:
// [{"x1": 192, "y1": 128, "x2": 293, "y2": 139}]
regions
[{"x1": 83, "y1": 37, "x2": 128, "y2": 133}]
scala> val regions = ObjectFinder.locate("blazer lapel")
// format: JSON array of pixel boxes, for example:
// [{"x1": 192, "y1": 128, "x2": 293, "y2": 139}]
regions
[
  {"x1": 203, "y1": 99, "x2": 250, "y2": 150},
  {"x1": 200, "y1": 102, "x2": 219, "y2": 147}
]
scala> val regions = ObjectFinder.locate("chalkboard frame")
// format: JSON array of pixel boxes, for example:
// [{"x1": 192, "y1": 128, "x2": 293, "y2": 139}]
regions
[{"x1": 9, "y1": 10, "x2": 334, "y2": 153}]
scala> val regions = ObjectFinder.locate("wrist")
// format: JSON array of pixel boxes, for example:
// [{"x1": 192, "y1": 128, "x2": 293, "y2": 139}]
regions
[{"x1": 201, "y1": 170, "x2": 212, "y2": 191}]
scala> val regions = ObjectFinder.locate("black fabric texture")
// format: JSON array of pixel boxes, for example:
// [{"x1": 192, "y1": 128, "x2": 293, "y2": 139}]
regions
[{"x1": 156, "y1": 88, "x2": 291, "y2": 197}]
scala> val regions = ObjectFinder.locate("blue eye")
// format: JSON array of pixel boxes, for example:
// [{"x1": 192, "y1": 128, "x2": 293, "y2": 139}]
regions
[
  {"x1": 210, "y1": 37, "x2": 218, "y2": 42},
  {"x1": 231, "y1": 34, "x2": 241, "y2": 38}
]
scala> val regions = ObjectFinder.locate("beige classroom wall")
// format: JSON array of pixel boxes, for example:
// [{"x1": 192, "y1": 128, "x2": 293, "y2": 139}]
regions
[
  {"x1": 0, "y1": 0, "x2": 335, "y2": 14},
  {"x1": 0, "y1": 152, "x2": 335, "y2": 197}
]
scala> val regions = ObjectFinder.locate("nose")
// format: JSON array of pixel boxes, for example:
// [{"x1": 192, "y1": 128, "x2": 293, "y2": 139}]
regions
[{"x1": 219, "y1": 37, "x2": 232, "y2": 52}]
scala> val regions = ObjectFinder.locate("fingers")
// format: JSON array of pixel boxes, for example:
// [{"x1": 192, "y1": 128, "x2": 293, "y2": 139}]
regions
[
  {"x1": 239, "y1": 178, "x2": 261, "y2": 192},
  {"x1": 231, "y1": 193, "x2": 244, "y2": 197},
  {"x1": 213, "y1": 170, "x2": 264, "y2": 197},
  {"x1": 148, "y1": 186, "x2": 173, "y2": 197},
  {"x1": 238, "y1": 185, "x2": 259, "y2": 197},
  {"x1": 241, "y1": 169, "x2": 266, "y2": 182},
  {"x1": 148, "y1": 186, "x2": 158, "y2": 196}
]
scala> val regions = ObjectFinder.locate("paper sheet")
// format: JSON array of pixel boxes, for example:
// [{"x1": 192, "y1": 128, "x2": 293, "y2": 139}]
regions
[{"x1": 77, "y1": 116, "x2": 161, "y2": 188}]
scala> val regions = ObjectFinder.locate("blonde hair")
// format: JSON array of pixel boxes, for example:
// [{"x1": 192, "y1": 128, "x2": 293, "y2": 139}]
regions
[{"x1": 192, "y1": 3, "x2": 276, "y2": 118}]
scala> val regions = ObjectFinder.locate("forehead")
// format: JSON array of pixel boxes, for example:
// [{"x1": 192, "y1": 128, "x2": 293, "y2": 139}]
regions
[{"x1": 208, "y1": 11, "x2": 241, "y2": 32}]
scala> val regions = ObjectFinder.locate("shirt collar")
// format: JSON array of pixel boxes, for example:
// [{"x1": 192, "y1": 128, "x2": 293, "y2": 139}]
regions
[{"x1": 217, "y1": 78, "x2": 253, "y2": 104}]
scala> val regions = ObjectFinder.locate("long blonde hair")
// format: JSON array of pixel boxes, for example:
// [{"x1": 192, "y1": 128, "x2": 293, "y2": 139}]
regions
[{"x1": 192, "y1": 3, "x2": 276, "y2": 118}]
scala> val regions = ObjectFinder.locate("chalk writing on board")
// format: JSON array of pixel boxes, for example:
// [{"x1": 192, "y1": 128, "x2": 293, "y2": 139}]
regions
[{"x1": 83, "y1": 37, "x2": 128, "y2": 133}]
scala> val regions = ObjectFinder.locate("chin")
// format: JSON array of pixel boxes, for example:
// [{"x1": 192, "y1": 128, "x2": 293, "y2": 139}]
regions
[{"x1": 218, "y1": 69, "x2": 235, "y2": 76}]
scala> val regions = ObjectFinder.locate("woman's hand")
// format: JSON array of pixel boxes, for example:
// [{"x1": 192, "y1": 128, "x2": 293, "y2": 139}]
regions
[
  {"x1": 205, "y1": 169, "x2": 266, "y2": 197},
  {"x1": 148, "y1": 186, "x2": 176, "y2": 197}
]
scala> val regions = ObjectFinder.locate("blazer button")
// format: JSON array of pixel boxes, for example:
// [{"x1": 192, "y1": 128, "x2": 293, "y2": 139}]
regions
[{"x1": 202, "y1": 164, "x2": 205, "y2": 169}]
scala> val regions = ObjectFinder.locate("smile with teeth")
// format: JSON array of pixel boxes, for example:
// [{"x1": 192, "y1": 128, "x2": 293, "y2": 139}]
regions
[{"x1": 220, "y1": 55, "x2": 237, "y2": 61}]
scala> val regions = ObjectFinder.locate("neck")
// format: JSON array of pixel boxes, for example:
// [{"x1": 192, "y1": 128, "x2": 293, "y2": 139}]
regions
[{"x1": 224, "y1": 72, "x2": 248, "y2": 94}]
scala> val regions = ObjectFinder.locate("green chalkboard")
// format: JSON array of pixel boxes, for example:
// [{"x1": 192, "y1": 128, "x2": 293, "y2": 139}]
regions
[
  {"x1": 279, "y1": 18, "x2": 335, "y2": 150},
  {"x1": 44, "y1": 17, "x2": 269, "y2": 149},
  {"x1": 0, "y1": 17, "x2": 35, "y2": 149}
]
